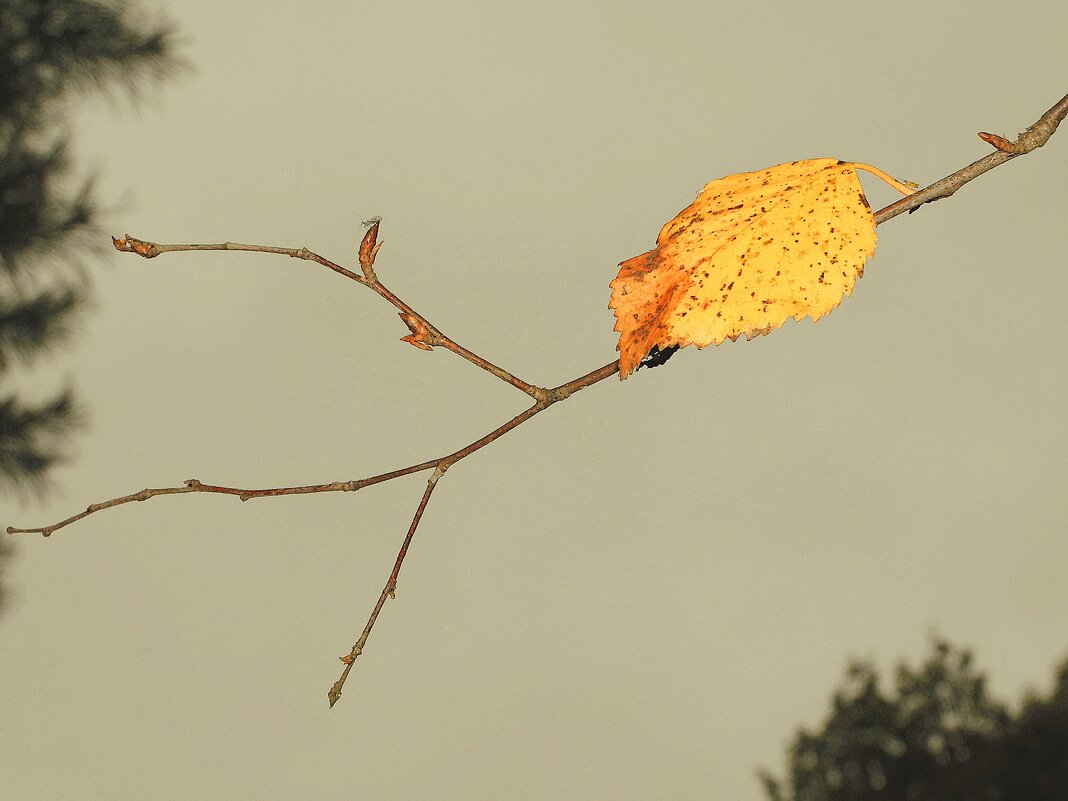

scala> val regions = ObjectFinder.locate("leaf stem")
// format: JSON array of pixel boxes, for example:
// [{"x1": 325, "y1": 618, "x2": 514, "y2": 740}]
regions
[{"x1": 852, "y1": 163, "x2": 917, "y2": 196}]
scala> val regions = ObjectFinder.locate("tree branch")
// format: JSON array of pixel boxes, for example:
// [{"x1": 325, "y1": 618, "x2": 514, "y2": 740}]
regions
[
  {"x1": 874, "y1": 91, "x2": 1068, "y2": 224},
  {"x1": 5, "y1": 365, "x2": 624, "y2": 539},
  {"x1": 110, "y1": 225, "x2": 547, "y2": 400},
  {"x1": 328, "y1": 463, "x2": 447, "y2": 708},
  {"x1": 8, "y1": 90, "x2": 1065, "y2": 706}
]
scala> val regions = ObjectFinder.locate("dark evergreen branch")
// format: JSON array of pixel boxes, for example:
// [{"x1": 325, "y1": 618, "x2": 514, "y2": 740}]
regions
[{"x1": 0, "y1": 388, "x2": 81, "y2": 494}]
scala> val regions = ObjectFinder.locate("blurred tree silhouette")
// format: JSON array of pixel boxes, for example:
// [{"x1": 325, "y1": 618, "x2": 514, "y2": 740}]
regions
[
  {"x1": 999, "y1": 660, "x2": 1068, "y2": 799},
  {"x1": 760, "y1": 639, "x2": 1068, "y2": 801},
  {"x1": 0, "y1": 0, "x2": 180, "y2": 607}
]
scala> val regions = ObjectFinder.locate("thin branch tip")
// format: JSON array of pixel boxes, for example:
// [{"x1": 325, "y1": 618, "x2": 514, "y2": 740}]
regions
[
  {"x1": 873, "y1": 90, "x2": 1067, "y2": 224},
  {"x1": 975, "y1": 91, "x2": 1068, "y2": 156},
  {"x1": 113, "y1": 233, "x2": 160, "y2": 258}
]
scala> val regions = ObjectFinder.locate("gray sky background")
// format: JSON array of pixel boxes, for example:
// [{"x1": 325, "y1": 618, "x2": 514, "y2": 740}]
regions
[{"x1": 3, "y1": 2, "x2": 1066, "y2": 799}]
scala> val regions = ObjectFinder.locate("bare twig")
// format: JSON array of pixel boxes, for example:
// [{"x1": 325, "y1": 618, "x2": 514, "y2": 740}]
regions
[
  {"x1": 8, "y1": 91, "x2": 1065, "y2": 706},
  {"x1": 874, "y1": 91, "x2": 1068, "y2": 224},
  {"x1": 112, "y1": 225, "x2": 546, "y2": 400},
  {"x1": 5, "y1": 362, "x2": 618, "y2": 538},
  {"x1": 328, "y1": 463, "x2": 447, "y2": 708}
]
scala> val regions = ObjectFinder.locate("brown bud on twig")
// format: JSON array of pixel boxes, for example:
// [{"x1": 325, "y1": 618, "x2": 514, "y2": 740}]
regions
[
  {"x1": 398, "y1": 311, "x2": 435, "y2": 351},
  {"x1": 113, "y1": 234, "x2": 161, "y2": 258},
  {"x1": 358, "y1": 220, "x2": 383, "y2": 280},
  {"x1": 977, "y1": 130, "x2": 1023, "y2": 154}
]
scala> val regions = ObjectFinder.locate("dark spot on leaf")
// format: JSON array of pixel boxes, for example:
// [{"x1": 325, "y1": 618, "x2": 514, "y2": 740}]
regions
[{"x1": 637, "y1": 344, "x2": 679, "y2": 371}]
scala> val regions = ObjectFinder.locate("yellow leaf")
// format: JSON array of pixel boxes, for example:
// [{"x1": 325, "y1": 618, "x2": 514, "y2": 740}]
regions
[{"x1": 609, "y1": 158, "x2": 913, "y2": 379}]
